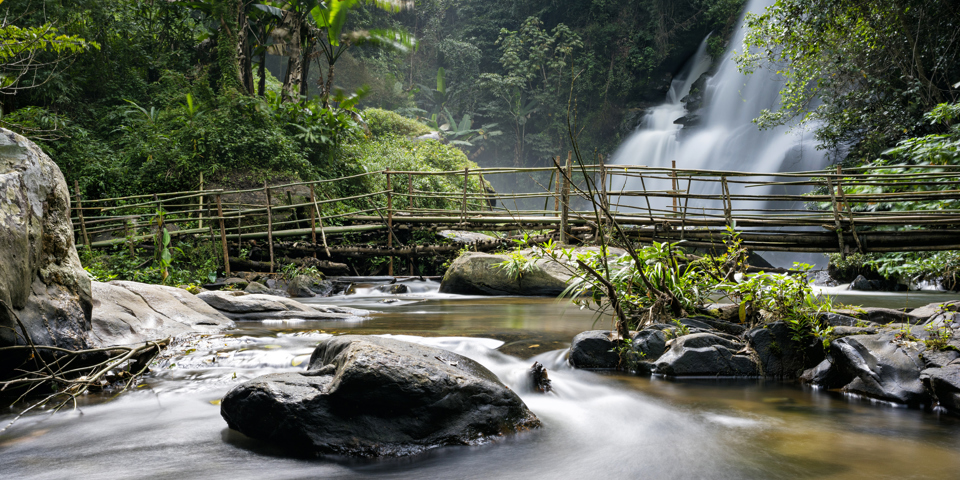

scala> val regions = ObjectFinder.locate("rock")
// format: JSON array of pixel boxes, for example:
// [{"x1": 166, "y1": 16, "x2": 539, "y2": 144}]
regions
[
  {"x1": 376, "y1": 283, "x2": 409, "y2": 294},
  {"x1": 921, "y1": 365, "x2": 960, "y2": 413},
  {"x1": 701, "y1": 303, "x2": 739, "y2": 322},
  {"x1": 654, "y1": 333, "x2": 758, "y2": 377},
  {"x1": 920, "y1": 349, "x2": 960, "y2": 369},
  {"x1": 812, "y1": 270, "x2": 839, "y2": 287},
  {"x1": 224, "y1": 277, "x2": 249, "y2": 288},
  {"x1": 849, "y1": 275, "x2": 874, "y2": 291},
  {"x1": 196, "y1": 290, "x2": 367, "y2": 321},
  {"x1": 745, "y1": 322, "x2": 824, "y2": 378},
  {"x1": 908, "y1": 302, "x2": 957, "y2": 321},
  {"x1": 439, "y1": 230, "x2": 497, "y2": 244},
  {"x1": 568, "y1": 330, "x2": 623, "y2": 369},
  {"x1": 220, "y1": 335, "x2": 540, "y2": 457},
  {"x1": 0, "y1": 130, "x2": 93, "y2": 353},
  {"x1": 89, "y1": 281, "x2": 234, "y2": 346},
  {"x1": 440, "y1": 247, "x2": 623, "y2": 296},
  {"x1": 818, "y1": 312, "x2": 866, "y2": 327},
  {"x1": 286, "y1": 275, "x2": 317, "y2": 298},
  {"x1": 800, "y1": 359, "x2": 848, "y2": 387},
  {"x1": 632, "y1": 329, "x2": 667, "y2": 362},
  {"x1": 529, "y1": 362, "x2": 552, "y2": 394},
  {"x1": 243, "y1": 281, "x2": 275, "y2": 295},
  {"x1": 860, "y1": 307, "x2": 919, "y2": 325},
  {"x1": 828, "y1": 332, "x2": 929, "y2": 406},
  {"x1": 687, "y1": 316, "x2": 746, "y2": 336},
  {"x1": 831, "y1": 326, "x2": 881, "y2": 337}
]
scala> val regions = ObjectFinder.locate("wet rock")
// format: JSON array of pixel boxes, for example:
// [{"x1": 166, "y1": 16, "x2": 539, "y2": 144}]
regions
[
  {"x1": 745, "y1": 322, "x2": 824, "y2": 378},
  {"x1": 196, "y1": 290, "x2": 367, "y2": 321},
  {"x1": 224, "y1": 277, "x2": 249, "y2": 289},
  {"x1": 529, "y1": 362, "x2": 552, "y2": 393},
  {"x1": 568, "y1": 330, "x2": 624, "y2": 369},
  {"x1": 920, "y1": 349, "x2": 960, "y2": 369},
  {"x1": 220, "y1": 335, "x2": 540, "y2": 457},
  {"x1": 849, "y1": 275, "x2": 874, "y2": 291},
  {"x1": 90, "y1": 281, "x2": 234, "y2": 346},
  {"x1": 654, "y1": 333, "x2": 759, "y2": 377},
  {"x1": 685, "y1": 316, "x2": 746, "y2": 336},
  {"x1": 243, "y1": 281, "x2": 280, "y2": 295},
  {"x1": 910, "y1": 301, "x2": 960, "y2": 321},
  {"x1": 701, "y1": 303, "x2": 739, "y2": 322},
  {"x1": 0, "y1": 129, "x2": 92, "y2": 352},
  {"x1": 632, "y1": 329, "x2": 667, "y2": 362},
  {"x1": 921, "y1": 364, "x2": 960, "y2": 413},
  {"x1": 812, "y1": 270, "x2": 839, "y2": 287},
  {"x1": 828, "y1": 332, "x2": 929, "y2": 406},
  {"x1": 376, "y1": 283, "x2": 409, "y2": 294},
  {"x1": 286, "y1": 274, "x2": 318, "y2": 298},
  {"x1": 818, "y1": 312, "x2": 865, "y2": 327}
]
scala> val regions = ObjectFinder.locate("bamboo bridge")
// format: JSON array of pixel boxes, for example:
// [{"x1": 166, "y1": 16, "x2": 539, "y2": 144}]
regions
[{"x1": 70, "y1": 161, "x2": 960, "y2": 275}]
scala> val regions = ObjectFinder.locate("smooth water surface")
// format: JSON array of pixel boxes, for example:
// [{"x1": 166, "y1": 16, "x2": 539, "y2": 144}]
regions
[{"x1": 2, "y1": 291, "x2": 960, "y2": 479}]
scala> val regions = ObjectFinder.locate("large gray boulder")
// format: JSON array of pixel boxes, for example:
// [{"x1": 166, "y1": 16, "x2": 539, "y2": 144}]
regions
[
  {"x1": 0, "y1": 129, "x2": 92, "y2": 351},
  {"x1": 654, "y1": 333, "x2": 759, "y2": 377},
  {"x1": 220, "y1": 335, "x2": 540, "y2": 457},
  {"x1": 439, "y1": 247, "x2": 622, "y2": 296},
  {"x1": 89, "y1": 281, "x2": 235, "y2": 346},
  {"x1": 921, "y1": 364, "x2": 960, "y2": 413}
]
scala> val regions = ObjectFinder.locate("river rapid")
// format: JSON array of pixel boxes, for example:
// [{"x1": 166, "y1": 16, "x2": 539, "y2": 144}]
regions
[{"x1": 2, "y1": 286, "x2": 960, "y2": 479}]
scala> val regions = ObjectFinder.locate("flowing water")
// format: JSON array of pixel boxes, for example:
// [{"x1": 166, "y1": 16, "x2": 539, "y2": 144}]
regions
[{"x1": 3, "y1": 284, "x2": 960, "y2": 479}]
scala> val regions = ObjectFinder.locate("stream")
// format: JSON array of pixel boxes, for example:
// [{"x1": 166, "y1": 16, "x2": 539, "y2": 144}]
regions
[{"x1": 2, "y1": 284, "x2": 960, "y2": 479}]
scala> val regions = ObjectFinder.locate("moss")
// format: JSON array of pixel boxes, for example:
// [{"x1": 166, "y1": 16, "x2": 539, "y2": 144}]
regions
[{"x1": 364, "y1": 108, "x2": 432, "y2": 138}]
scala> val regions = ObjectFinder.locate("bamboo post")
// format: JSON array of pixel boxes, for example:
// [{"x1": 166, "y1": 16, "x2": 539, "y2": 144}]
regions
[
  {"x1": 721, "y1": 176, "x2": 733, "y2": 229},
  {"x1": 460, "y1": 167, "x2": 469, "y2": 224},
  {"x1": 264, "y1": 182, "x2": 274, "y2": 273},
  {"x1": 826, "y1": 174, "x2": 847, "y2": 257},
  {"x1": 198, "y1": 172, "x2": 204, "y2": 230},
  {"x1": 561, "y1": 151, "x2": 572, "y2": 243},
  {"x1": 216, "y1": 194, "x2": 230, "y2": 275},
  {"x1": 310, "y1": 185, "x2": 330, "y2": 257},
  {"x1": 73, "y1": 180, "x2": 90, "y2": 248},
  {"x1": 671, "y1": 160, "x2": 678, "y2": 213},
  {"x1": 408, "y1": 175, "x2": 414, "y2": 210},
  {"x1": 386, "y1": 172, "x2": 394, "y2": 276},
  {"x1": 836, "y1": 165, "x2": 865, "y2": 253},
  {"x1": 309, "y1": 187, "x2": 317, "y2": 258},
  {"x1": 680, "y1": 177, "x2": 692, "y2": 240},
  {"x1": 599, "y1": 155, "x2": 607, "y2": 212}
]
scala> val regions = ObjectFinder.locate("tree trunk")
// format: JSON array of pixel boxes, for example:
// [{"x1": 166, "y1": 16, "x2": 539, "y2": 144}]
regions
[
  {"x1": 257, "y1": 38, "x2": 266, "y2": 97},
  {"x1": 216, "y1": 0, "x2": 244, "y2": 93},
  {"x1": 281, "y1": 11, "x2": 304, "y2": 102},
  {"x1": 237, "y1": 2, "x2": 254, "y2": 95}
]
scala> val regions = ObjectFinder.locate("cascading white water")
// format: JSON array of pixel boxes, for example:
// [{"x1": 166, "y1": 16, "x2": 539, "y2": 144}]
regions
[{"x1": 611, "y1": 0, "x2": 828, "y2": 214}]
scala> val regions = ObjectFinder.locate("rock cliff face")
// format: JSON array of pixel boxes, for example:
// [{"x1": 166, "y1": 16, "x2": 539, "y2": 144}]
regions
[{"x1": 0, "y1": 129, "x2": 92, "y2": 350}]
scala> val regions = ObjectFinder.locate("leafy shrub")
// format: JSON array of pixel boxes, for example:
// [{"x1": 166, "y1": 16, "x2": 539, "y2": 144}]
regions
[{"x1": 364, "y1": 108, "x2": 432, "y2": 138}]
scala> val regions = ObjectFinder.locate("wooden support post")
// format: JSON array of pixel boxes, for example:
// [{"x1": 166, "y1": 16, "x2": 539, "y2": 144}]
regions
[
  {"x1": 721, "y1": 176, "x2": 733, "y2": 229},
  {"x1": 836, "y1": 165, "x2": 865, "y2": 253},
  {"x1": 680, "y1": 177, "x2": 692, "y2": 240},
  {"x1": 561, "y1": 151, "x2": 572, "y2": 243},
  {"x1": 264, "y1": 182, "x2": 275, "y2": 273},
  {"x1": 599, "y1": 154, "x2": 608, "y2": 213},
  {"x1": 216, "y1": 194, "x2": 230, "y2": 275},
  {"x1": 73, "y1": 180, "x2": 90, "y2": 248},
  {"x1": 309, "y1": 187, "x2": 317, "y2": 258},
  {"x1": 386, "y1": 172, "x2": 394, "y2": 276},
  {"x1": 543, "y1": 170, "x2": 555, "y2": 212},
  {"x1": 198, "y1": 172, "x2": 204, "y2": 230},
  {"x1": 310, "y1": 185, "x2": 330, "y2": 257},
  {"x1": 671, "y1": 160, "x2": 678, "y2": 214},
  {"x1": 408, "y1": 175, "x2": 414, "y2": 210},
  {"x1": 460, "y1": 167, "x2": 469, "y2": 224},
  {"x1": 826, "y1": 174, "x2": 847, "y2": 258}
]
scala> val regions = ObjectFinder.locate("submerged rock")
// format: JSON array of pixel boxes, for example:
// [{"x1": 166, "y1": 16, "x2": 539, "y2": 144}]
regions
[
  {"x1": 220, "y1": 335, "x2": 540, "y2": 457},
  {"x1": 0, "y1": 129, "x2": 92, "y2": 352}
]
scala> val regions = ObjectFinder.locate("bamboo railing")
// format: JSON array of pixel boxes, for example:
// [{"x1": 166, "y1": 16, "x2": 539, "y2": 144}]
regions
[{"x1": 70, "y1": 162, "x2": 960, "y2": 274}]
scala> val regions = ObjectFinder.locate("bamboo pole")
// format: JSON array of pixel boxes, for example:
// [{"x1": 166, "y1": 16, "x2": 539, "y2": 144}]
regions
[
  {"x1": 408, "y1": 175, "x2": 414, "y2": 210},
  {"x1": 309, "y1": 187, "x2": 317, "y2": 259},
  {"x1": 721, "y1": 176, "x2": 733, "y2": 228},
  {"x1": 310, "y1": 186, "x2": 330, "y2": 257},
  {"x1": 826, "y1": 175, "x2": 846, "y2": 257},
  {"x1": 460, "y1": 167, "x2": 469, "y2": 224},
  {"x1": 554, "y1": 158, "x2": 561, "y2": 212},
  {"x1": 671, "y1": 160, "x2": 678, "y2": 213},
  {"x1": 264, "y1": 182, "x2": 274, "y2": 274},
  {"x1": 74, "y1": 181, "x2": 89, "y2": 248},
  {"x1": 216, "y1": 194, "x2": 230, "y2": 275},
  {"x1": 387, "y1": 172, "x2": 394, "y2": 276},
  {"x1": 836, "y1": 165, "x2": 864, "y2": 254},
  {"x1": 198, "y1": 172, "x2": 204, "y2": 230},
  {"x1": 561, "y1": 152, "x2": 572, "y2": 243}
]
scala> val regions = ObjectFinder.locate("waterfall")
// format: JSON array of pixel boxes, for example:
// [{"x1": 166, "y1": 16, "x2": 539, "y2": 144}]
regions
[{"x1": 610, "y1": 0, "x2": 830, "y2": 265}]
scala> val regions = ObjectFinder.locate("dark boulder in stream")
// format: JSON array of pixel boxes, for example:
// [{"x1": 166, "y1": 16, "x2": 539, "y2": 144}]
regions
[
  {"x1": 655, "y1": 333, "x2": 759, "y2": 377},
  {"x1": 220, "y1": 335, "x2": 540, "y2": 457}
]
